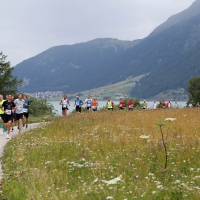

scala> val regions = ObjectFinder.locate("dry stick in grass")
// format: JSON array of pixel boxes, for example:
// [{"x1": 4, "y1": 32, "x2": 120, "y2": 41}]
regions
[{"x1": 157, "y1": 120, "x2": 168, "y2": 169}]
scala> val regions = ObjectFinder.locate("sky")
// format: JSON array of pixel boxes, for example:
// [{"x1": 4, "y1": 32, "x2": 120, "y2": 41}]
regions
[{"x1": 0, "y1": 0, "x2": 195, "y2": 66}]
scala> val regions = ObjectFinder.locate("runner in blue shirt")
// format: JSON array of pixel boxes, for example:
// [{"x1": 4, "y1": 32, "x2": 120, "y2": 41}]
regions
[
  {"x1": 74, "y1": 95, "x2": 83, "y2": 113},
  {"x1": 23, "y1": 95, "x2": 30, "y2": 128}
]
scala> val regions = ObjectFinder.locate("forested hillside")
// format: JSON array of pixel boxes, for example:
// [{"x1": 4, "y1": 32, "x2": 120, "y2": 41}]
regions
[
  {"x1": 13, "y1": 39, "x2": 140, "y2": 93},
  {"x1": 130, "y1": 15, "x2": 200, "y2": 98}
]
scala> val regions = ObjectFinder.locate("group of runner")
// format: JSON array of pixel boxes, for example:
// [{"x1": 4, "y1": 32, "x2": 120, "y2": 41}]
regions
[
  {"x1": 59, "y1": 94, "x2": 183, "y2": 116},
  {"x1": 118, "y1": 99, "x2": 181, "y2": 110},
  {"x1": 0, "y1": 93, "x2": 30, "y2": 139},
  {"x1": 1, "y1": 93, "x2": 196, "y2": 137},
  {"x1": 60, "y1": 95, "x2": 98, "y2": 116}
]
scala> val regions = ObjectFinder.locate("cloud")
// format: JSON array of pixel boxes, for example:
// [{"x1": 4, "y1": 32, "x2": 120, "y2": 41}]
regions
[{"x1": 0, "y1": 0, "x2": 195, "y2": 66}]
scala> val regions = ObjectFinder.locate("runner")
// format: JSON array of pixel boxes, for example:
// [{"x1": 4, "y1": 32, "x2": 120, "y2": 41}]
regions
[
  {"x1": 14, "y1": 93, "x2": 25, "y2": 131},
  {"x1": 74, "y1": 95, "x2": 83, "y2": 113},
  {"x1": 0, "y1": 94, "x2": 6, "y2": 132},
  {"x1": 119, "y1": 98, "x2": 125, "y2": 110},
  {"x1": 162, "y1": 101, "x2": 166, "y2": 109},
  {"x1": 91, "y1": 97, "x2": 98, "y2": 112},
  {"x1": 23, "y1": 95, "x2": 30, "y2": 128},
  {"x1": 142, "y1": 100, "x2": 148, "y2": 110},
  {"x1": 174, "y1": 101, "x2": 179, "y2": 108},
  {"x1": 106, "y1": 98, "x2": 114, "y2": 110},
  {"x1": 168, "y1": 100, "x2": 172, "y2": 108},
  {"x1": 128, "y1": 99, "x2": 134, "y2": 110},
  {"x1": 3, "y1": 94, "x2": 9, "y2": 132},
  {"x1": 11, "y1": 95, "x2": 17, "y2": 130},
  {"x1": 1, "y1": 94, "x2": 16, "y2": 139},
  {"x1": 85, "y1": 95, "x2": 92, "y2": 112},
  {"x1": 152, "y1": 101, "x2": 157, "y2": 110},
  {"x1": 60, "y1": 95, "x2": 70, "y2": 116}
]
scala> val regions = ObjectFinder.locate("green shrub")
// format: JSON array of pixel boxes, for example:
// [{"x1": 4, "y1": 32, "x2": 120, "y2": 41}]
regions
[{"x1": 28, "y1": 97, "x2": 55, "y2": 117}]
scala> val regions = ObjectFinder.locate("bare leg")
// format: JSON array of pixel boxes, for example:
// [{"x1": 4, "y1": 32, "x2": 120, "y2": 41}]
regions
[
  {"x1": 6, "y1": 120, "x2": 12, "y2": 135},
  {"x1": 62, "y1": 110, "x2": 66, "y2": 116}
]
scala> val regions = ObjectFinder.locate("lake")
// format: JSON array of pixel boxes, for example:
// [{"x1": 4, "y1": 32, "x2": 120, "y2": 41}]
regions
[{"x1": 49, "y1": 100, "x2": 187, "y2": 115}]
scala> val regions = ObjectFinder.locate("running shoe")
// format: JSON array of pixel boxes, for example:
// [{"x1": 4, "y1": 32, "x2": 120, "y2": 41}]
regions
[
  {"x1": 6, "y1": 134, "x2": 9, "y2": 139},
  {"x1": 26, "y1": 125, "x2": 28, "y2": 128}
]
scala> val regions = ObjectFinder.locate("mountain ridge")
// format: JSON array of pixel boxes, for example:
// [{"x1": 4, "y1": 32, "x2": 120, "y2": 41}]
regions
[
  {"x1": 13, "y1": 38, "x2": 141, "y2": 93},
  {"x1": 150, "y1": 0, "x2": 200, "y2": 36}
]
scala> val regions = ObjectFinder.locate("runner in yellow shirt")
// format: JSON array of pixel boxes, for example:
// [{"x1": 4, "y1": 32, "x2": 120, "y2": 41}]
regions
[
  {"x1": 0, "y1": 94, "x2": 6, "y2": 132},
  {"x1": 106, "y1": 98, "x2": 114, "y2": 111}
]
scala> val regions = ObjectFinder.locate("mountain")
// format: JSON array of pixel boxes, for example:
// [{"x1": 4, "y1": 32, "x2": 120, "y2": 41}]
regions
[
  {"x1": 128, "y1": 7, "x2": 200, "y2": 98},
  {"x1": 13, "y1": 0, "x2": 200, "y2": 99},
  {"x1": 13, "y1": 38, "x2": 140, "y2": 93},
  {"x1": 150, "y1": 0, "x2": 200, "y2": 37}
]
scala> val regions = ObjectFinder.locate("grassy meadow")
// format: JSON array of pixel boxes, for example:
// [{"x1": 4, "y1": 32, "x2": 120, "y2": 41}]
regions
[
  {"x1": 27, "y1": 115, "x2": 56, "y2": 124},
  {"x1": 1, "y1": 108, "x2": 200, "y2": 199}
]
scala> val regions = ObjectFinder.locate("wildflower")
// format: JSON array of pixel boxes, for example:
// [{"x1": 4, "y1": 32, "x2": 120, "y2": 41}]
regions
[
  {"x1": 148, "y1": 173, "x2": 154, "y2": 176},
  {"x1": 92, "y1": 178, "x2": 98, "y2": 183},
  {"x1": 18, "y1": 156, "x2": 24, "y2": 161},
  {"x1": 135, "y1": 175, "x2": 139, "y2": 179},
  {"x1": 139, "y1": 135, "x2": 150, "y2": 139},
  {"x1": 165, "y1": 118, "x2": 176, "y2": 121},
  {"x1": 80, "y1": 158, "x2": 86, "y2": 162},
  {"x1": 45, "y1": 161, "x2": 53, "y2": 164},
  {"x1": 102, "y1": 175, "x2": 122, "y2": 185},
  {"x1": 157, "y1": 185, "x2": 163, "y2": 189},
  {"x1": 106, "y1": 196, "x2": 113, "y2": 199}
]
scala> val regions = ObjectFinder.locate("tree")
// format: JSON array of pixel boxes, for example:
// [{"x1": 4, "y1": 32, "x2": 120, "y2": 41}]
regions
[
  {"x1": 187, "y1": 76, "x2": 200, "y2": 106},
  {"x1": 28, "y1": 96, "x2": 55, "y2": 116},
  {"x1": 0, "y1": 52, "x2": 23, "y2": 96}
]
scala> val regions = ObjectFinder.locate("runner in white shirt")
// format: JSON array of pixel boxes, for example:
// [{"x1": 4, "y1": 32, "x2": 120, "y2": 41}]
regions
[
  {"x1": 14, "y1": 93, "x2": 25, "y2": 131},
  {"x1": 152, "y1": 101, "x2": 157, "y2": 110},
  {"x1": 168, "y1": 100, "x2": 172, "y2": 108},
  {"x1": 85, "y1": 95, "x2": 92, "y2": 112},
  {"x1": 60, "y1": 95, "x2": 70, "y2": 116},
  {"x1": 174, "y1": 102, "x2": 179, "y2": 108}
]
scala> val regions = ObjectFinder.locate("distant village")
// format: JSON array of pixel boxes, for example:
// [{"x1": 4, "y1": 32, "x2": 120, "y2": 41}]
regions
[{"x1": 25, "y1": 91, "x2": 63, "y2": 99}]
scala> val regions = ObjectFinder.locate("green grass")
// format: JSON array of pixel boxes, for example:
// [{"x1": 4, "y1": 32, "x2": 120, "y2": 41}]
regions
[
  {"x1": 27, "y1": 115, "x2": 56, "y2": 124},
  {"x1": 1, "y1": 108, "x2": 200, "y2": 199}
]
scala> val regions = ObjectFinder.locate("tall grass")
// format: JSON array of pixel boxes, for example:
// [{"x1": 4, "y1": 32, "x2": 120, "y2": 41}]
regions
[
  {"x1": 1, "y1": 108, "x2": 200, "y2": 199},
  {"x1": 27, "y1": 114, "x2": 56, "y2": 124}
]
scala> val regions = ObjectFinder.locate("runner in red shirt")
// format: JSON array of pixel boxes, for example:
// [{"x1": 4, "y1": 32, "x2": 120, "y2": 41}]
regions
[
  {"x1": 162, "y1": 101, "x2": 166, "y2": 109},
  {"x1": 119, "y1": 98, "x2": 125, "y2": 110},
  {"x1": 128, "y1": 99, "x2": 134, "y2": 110}
]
